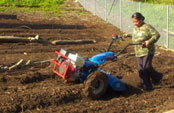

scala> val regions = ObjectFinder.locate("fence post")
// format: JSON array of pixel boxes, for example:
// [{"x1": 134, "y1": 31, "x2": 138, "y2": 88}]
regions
[
  {"x1": 105, "y1": 0, "x2": 107, "y2": 21},
  {"x1": 120, "y1": 0, "x2": 122, "y2": 31},
  {"x1": 84, "y1": 0, "x2": 86, "y2": 9},
  {"x1": 139, "y1": 2, "x2": 141, "y2": 13},
  {"x1": 94, "y1": 0, "x2": 96, "y2": 15},
  {"x1": 166, "y1": 5, "x2": 169, "y2": 48}
]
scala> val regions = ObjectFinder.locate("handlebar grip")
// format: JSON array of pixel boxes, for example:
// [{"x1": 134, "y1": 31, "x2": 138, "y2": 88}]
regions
[{"x1": 112, "y1": 35, "x2": 124, "y2": 40}]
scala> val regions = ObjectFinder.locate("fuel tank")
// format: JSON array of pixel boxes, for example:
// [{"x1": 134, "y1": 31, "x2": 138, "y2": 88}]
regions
[{"x1": 88, "y1": 52, "x2": 115, "y2": 65}]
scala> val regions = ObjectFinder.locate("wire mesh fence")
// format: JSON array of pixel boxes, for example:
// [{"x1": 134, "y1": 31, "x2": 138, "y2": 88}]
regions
[{"x1": 78, "y1": 0, "x2": 174, "y2": 49}]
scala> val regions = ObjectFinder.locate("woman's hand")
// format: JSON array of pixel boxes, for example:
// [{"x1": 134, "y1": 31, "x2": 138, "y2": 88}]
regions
[
  {"x1": 123, "y1": 33, "x2": 129, "y2": 37},
  {"x1": 144, "y1": 41, "x2": 150, "y2": 47},
  {"x1": 123, "y1": 33, "x2": 131, "y2": 38}
]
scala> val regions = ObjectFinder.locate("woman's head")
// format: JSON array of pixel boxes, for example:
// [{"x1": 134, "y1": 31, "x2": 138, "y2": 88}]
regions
[{"x1": 132, "y1": 12, "x2": 145, "y2": 27}]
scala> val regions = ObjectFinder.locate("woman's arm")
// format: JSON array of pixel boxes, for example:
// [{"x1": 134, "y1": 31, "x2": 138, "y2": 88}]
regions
[
  {"x1": 147, "y1": 25, "x2": 160, "y2": 44},
  {"x1": 123, "y1": 33, "x2": 132, "y2": 38}
]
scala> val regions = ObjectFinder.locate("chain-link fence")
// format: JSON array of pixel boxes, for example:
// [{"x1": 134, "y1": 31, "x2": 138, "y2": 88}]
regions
[{"x1": 78, "y1": 0, "x2": 174, "y2": 49}]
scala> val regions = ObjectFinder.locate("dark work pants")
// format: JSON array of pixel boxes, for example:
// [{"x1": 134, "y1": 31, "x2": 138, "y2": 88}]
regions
[{"x1": 136, "y1": 54, "x2": 162, "y2": 89}]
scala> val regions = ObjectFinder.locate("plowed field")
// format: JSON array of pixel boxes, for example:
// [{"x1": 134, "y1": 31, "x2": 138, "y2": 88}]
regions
[{"x1": 0, "y1": 2, "x2": 174, "y2": 113}]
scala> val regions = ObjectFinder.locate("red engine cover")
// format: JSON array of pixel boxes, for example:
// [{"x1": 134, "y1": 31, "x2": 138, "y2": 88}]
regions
[{"x1": 52, "y1": 50, "x2": 76, "y2": 82}]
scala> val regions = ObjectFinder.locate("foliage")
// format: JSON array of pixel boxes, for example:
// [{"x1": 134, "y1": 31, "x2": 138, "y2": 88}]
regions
[
  {"x1": 133, "y1": 0, "x2": 174, "y2": 5},
  {"x1": 0, "y1": 0, "x2": 64, "y2": 7},
  {"x1": 0, "y1": 0, "x2": 64, "y2": 16}
]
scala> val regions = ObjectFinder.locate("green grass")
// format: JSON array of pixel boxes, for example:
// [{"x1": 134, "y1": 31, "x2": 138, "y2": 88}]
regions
[
  {"x1": 0, "y1": 0, "x2": 64, "y2": 7},
  {"x1": 133, "y1": 0, "x2": 174, "y2": 5},
  {"x1": 0, "y1": 0, "x2": 65, "y2": 16}
]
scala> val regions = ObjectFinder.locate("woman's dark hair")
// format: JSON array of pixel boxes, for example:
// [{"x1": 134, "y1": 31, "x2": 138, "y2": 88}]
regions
[{"x1": 132, "y1": 12, "x2": 145, "y2": 20}]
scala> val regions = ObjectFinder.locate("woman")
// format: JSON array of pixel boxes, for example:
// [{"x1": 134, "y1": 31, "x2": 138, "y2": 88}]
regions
[{"x1": 125, "y1": 12, "x2": 163, "y2": 91}]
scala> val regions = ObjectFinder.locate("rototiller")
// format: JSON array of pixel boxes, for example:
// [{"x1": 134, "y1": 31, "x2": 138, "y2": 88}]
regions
[{"x1": 52, "y1": 34, "x2": 141, "y2": 99}]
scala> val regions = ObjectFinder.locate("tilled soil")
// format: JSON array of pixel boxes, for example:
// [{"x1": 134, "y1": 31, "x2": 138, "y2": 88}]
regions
[{"x1": 0, "y1": 3, "x2": 174, "y2": 113}]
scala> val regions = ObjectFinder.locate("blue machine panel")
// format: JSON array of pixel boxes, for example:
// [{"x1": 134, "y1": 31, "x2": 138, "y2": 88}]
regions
[
  {"x1": 98, "y1": 69, "x2": 126, "y2": 91},
  {"x1": 89, "y1": 52, "x2": 115, "y2": 65}
]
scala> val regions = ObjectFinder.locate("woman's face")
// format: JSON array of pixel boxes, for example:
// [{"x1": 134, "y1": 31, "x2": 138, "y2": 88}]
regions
[{"x1": 132, "y1": 18, "x2": 143, "y2": 27}]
